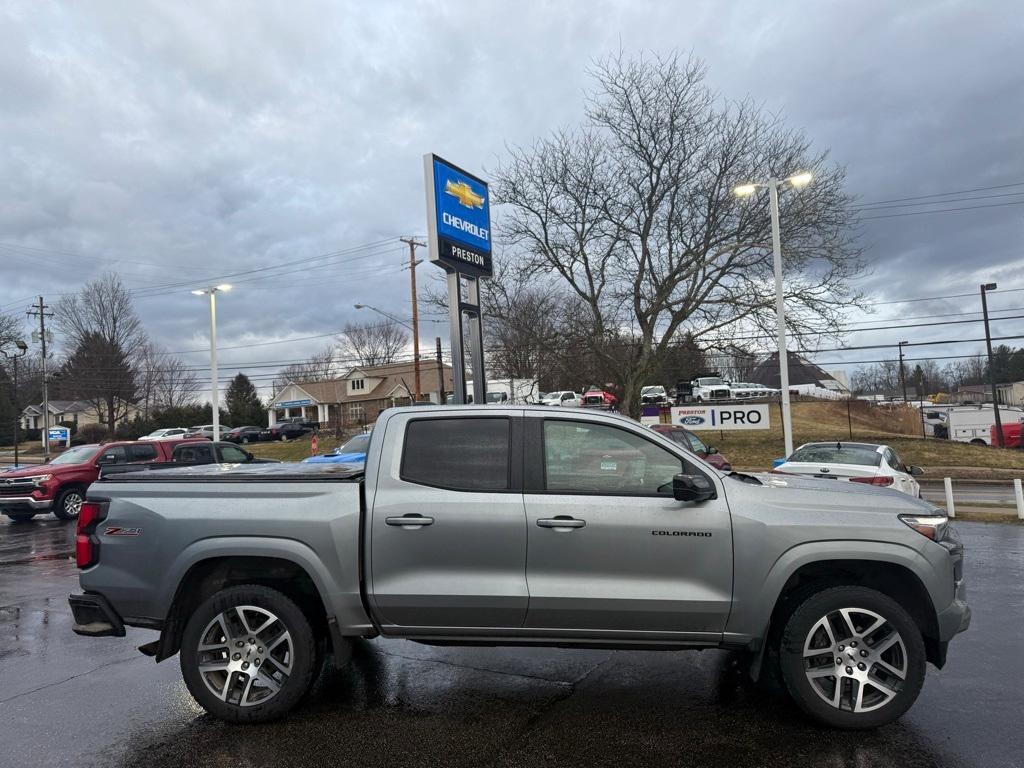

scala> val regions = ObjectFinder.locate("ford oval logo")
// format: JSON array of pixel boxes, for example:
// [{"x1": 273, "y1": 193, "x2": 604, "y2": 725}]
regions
[{"x1": 680, "y1": 416, "x2": 705, "y2": 426}]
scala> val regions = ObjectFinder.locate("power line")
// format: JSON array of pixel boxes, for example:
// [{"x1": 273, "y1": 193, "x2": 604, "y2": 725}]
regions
[
  {"x1": 860, "y1": 200, "x2": 1024, "y2": 221},
  {"x1": 854, "y1": 181, "x2": 1024, "y2": 208},
  {"x1": 853, "y1": 190, "x2": 1024, "y2": 212}
]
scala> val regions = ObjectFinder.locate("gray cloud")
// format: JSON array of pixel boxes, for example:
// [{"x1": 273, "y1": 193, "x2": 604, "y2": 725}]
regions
[{"x1": 1, "y1": 0, "x2": 1022, "y2": 389}]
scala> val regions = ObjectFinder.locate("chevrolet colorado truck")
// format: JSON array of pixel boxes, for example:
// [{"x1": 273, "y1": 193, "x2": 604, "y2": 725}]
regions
[{"x1": 69, "y1": 406, "x2": 969, "y2": 729}]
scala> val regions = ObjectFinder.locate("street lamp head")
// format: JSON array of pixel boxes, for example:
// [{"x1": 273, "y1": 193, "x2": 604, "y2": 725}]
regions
[
  {"x1": 215, "y1": 284, "x2": 232, "y2": 292},
  {"x1": 354, "y1": 304, "x2": 366, "y2": 309},
  {"x1": 733, "y1": 183, "x2": 758, "y2": 197},
  {"x1": 982, "y1": 282, "x2": 997, "y2": 291},
  {"x1": 899, "y1": 340, "x2": 909, "y2": 346},
  {"x1": 787, "y1": 172, "x2": 813, "y2": 188},
  {"x1": 15, "y1": 339, "x2": 28, "y2": 352},
  {"x1": 191, "y1": 289, "x2": 207, "y2": 296}
]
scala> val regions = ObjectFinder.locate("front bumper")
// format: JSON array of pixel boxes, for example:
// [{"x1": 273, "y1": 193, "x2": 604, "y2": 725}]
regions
[
  {"x1": 69, "y1": 592, "x2": 126, "y2": 637},
  {"x1": 0, "y1": 496, "x2": 53, "y2": 512}
]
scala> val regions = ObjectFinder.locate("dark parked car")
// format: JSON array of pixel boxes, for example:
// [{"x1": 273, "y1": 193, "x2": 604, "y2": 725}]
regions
[
  {"x1": 223, "y1": 426, "x2": 265, "y2": 444},
  {"x1": 261, "y1": 420, "x2": 312, "y2": 442},
  {"x1": 649, "y1": 424, "x2": 732, "y2": 471}
]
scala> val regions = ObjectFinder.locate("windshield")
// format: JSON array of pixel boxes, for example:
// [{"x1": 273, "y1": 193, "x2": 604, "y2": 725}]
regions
[
  {"x1": 641, "y1": 386, "x2": 664, "y2": 395},
  {"x1": 50, "y1": 445, "x2": 100, "y2": 465},
  {"x1": 697, "y1": 377, "x2": 726, "y2": 386},
  {"x1": 486, "y1": 392, "x2": 507, "y2": 403},
  {"x1": 788, "y1": 444, "x2": 882, "y2": 467},
  {"x1": 337, "y1": 434, "x2": 371, "y2": 454}
]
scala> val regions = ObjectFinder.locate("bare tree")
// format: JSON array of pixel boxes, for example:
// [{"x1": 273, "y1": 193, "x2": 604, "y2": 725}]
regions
[
  {"x1": 338, "y1": 323, "x2": 408, "y2": 368},
  {"x1": 494, "y1": 52, "x2": 864, "y2": 416},
  {"x1": 0, "y1": 311, "x2": 22, "y2": 350},
  {"x1": 54, "y1": 274, "x2": 146, "y2": 430},
  {"x1": 276, "y1": 346, "x2": 338, "y2": 388},
  {"x1": 136, "y1": 343, "x2": 200, "y2": 412}
]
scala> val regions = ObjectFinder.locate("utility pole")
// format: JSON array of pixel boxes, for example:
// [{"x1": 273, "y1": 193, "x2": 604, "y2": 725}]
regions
[
  {"x1": 27, "y1": 297, "x2": 53, "y2": 459},
  {"x1": 401, "y1": 238, "x2": 425, "y2": 401},
  {"x1": 981, "y1": 282, "x2": 1004, "y2": 447},
  {"x1": 436, "y1": 337, "x2": 444, "y2": 404},
  {"x1": 898, "y1": 341, "x2": 909, "y2": 403}
]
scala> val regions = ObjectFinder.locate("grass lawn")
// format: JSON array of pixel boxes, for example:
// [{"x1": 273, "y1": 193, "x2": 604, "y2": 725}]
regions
[
  {"x1": 248, "y1": 434, "x2": 345, "y2": 462},
  {"x1": 694, "y1": 401, "x2": 1024, "y2": 474}
]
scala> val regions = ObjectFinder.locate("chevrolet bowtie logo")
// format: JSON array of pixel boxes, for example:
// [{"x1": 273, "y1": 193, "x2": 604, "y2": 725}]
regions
[{"x1": 445, "y1": 179, "x2": 484, "y2": 209}]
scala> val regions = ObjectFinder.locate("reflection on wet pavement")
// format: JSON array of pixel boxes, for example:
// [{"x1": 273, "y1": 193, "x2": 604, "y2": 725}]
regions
[{"x1": 0, "y1": 518, "x2": 1021, "y2": 768}]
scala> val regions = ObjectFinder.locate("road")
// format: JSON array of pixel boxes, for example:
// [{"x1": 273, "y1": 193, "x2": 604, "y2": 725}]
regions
[{"x1": 1, "y1": 516, "x2": 1022, "y2": 768}]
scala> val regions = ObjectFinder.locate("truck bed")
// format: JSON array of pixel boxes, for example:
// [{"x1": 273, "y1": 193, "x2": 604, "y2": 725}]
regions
[{"x1": 97, "y1": 462, "x2": 365, "y2": 482}]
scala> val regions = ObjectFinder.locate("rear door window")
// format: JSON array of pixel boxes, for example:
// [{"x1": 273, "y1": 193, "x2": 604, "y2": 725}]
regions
[
  {"x1": 220, "y1": 445, "x2": 249, "y2": 463},
  {"x1": 401, "y1": 417, "x2": 511, "y2": 491},
  {"x1": 127, "y1": 444, "x2": 158, "y2": 462}
]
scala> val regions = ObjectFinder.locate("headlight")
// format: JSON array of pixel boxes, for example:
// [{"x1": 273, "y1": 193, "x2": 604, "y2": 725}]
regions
[
  {"x1": 898, "y1": 514, "x2": 948, "y2": 541},
  {"x1": 30, "y1": 474, "x2": 53, "y2": 485}
]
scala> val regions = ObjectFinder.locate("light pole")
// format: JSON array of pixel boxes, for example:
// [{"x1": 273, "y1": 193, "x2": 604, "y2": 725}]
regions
[
  {"x1": 1, "y1": 339, "x2": 29, "y2": 468},
  {"x1": 734, "y1": 172, "x2": 812, "y2": 457},
  {"x1": 897, "y1": 340, "x2": 910, "y2": 403},
  {"x1": 191, "y1": 284, "x2": 232, "y2": 441},
  {"x1": 980, "y1": 282, "x2": 1003, "y2": 447},
  {"x1": 354, "y1": 304, "x2": 420, "y2": 400}
]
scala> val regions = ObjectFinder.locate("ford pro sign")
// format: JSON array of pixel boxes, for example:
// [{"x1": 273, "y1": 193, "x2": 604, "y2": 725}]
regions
[
  {"x1": 423, "y1": 154, "x2": 493, "y2": 278},
  {"x1": 671, "y1": 405, "x2": 770, "y2": 431}
]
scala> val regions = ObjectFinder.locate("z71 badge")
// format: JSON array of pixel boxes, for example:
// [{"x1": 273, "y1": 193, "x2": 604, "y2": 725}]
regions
[{"x1": 103, "y1": 526, "x2": 142, "y2": 536}]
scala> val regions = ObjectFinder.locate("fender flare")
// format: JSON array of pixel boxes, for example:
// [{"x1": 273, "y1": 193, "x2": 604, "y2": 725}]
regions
[{"x1": 731, "y1": 539, "x2": 936, "y2": 641}]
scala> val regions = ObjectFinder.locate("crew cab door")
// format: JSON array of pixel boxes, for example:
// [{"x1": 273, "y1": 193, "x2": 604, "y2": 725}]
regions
[
  {"x1": 522, "y1": 414, "x2": 733, "y2": 637},
  {"x1": 368, "y1": 411, "x2": 527, "y2": 631}
]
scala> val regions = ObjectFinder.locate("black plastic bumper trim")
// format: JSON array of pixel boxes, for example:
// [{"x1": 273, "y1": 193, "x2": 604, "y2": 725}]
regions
[{"x1": 69, "y1": 592, "x2": 126, "y2": 637}]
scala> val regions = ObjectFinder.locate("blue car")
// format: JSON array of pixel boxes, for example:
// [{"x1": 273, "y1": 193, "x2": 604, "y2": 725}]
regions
[{"x1": 302, "y1": 433, "x2": 370, "y2": 465}]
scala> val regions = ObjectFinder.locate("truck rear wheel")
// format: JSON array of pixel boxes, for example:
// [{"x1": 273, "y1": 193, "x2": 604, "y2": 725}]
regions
[
  {"x1": 180, "y1": 584, "x2": 317, "y2": 723},
  {"x1": 779, "y1": 585, "x2": 926, "y2": 729}
]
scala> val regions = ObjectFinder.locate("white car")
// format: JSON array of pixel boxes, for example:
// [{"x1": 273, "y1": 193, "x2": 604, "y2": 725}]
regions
[
  {"x1": 539, "y1": 391, "x2": 582, "y2": 407},
  {"x1": 729, "y1": 382, "x2": 776, "y2": 399},
  {"x1": 772, "y1": 441, "x2": 923, "y2": 496},
  {"x1": 138, "y1": 428, "x2": 188, "y2": 441},
  {"x1": 640, "y1": 385, "x2": 668, "y2": 404}
]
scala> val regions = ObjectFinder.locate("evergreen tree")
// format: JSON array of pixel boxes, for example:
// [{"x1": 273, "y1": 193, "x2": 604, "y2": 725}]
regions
[{"x1": 225, "y1": 373, "x2": 265, "y2": 427}]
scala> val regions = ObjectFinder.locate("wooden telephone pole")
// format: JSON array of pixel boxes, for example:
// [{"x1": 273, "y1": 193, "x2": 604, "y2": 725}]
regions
[{"x1": 401, "y1": 238, "x2": 425, "y2": 400}]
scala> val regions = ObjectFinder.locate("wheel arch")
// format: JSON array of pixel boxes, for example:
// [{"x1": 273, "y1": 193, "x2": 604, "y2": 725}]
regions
[
  {"x1": 756, "y1": 556, "x2": 943, "y2": 671},
  {"x1": 156, "y1": 542, "x2": 356, "y2": 663}
]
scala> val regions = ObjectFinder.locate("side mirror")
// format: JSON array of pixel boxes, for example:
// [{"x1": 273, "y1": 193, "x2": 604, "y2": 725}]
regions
[
  {"x1": 909, "y1": 465, "x2": 924, "y2": 476},
  {"x1": 706, "y1": 446, "x2": 718, "y2": 455},
  {"x1": 672, "y1": 473, "x2": 717, "y2": 503}
]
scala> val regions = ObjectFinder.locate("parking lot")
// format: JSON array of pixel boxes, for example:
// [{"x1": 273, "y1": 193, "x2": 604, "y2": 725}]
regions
[{"x1": 1, "y1": 515, "x2": 1021, "y2": 768}]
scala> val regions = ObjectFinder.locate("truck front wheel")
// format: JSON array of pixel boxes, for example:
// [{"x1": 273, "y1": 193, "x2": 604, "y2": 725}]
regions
[
  {"x1": 180, "y1": 584, "x2": 317, "y2": 723},
  {"x1": 52, "y1": 487, "x2": 85, "y2": 521},
  {"x1": 779, "y1": 585, "x2": 926, "y2": 729}
]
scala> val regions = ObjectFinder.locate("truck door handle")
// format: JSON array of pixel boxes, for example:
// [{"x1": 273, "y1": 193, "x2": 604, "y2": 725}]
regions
[
  {"x1": 536, "y1": 517, "x2": 586, "y2": 529},
  {"x1": 385, "y1": 515, "x2": 434, "y2": 528}
]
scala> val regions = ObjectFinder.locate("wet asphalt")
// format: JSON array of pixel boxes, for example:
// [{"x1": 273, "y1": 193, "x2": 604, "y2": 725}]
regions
[{"x1": 0, "y1": 516, "x2": 1022, "y2": 768}]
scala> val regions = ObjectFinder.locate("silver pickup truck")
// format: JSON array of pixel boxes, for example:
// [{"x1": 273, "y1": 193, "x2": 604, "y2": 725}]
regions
[{"x1": 69, "y1": 405, "x2": 969, "y2": 729}]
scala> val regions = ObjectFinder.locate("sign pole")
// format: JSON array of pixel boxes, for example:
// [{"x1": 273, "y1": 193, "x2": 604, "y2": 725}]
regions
[{"x1": 446, "y1": 272, "x2": 468, "y2": 404}]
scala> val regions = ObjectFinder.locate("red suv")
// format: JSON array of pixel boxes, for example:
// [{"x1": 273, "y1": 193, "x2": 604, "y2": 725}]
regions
[
  {"x1": 649, "y1": 424, "x2": 732, "y2": 471},
  {"x1": 0, "y1": 439, "x2": 199, "y2": 522}
]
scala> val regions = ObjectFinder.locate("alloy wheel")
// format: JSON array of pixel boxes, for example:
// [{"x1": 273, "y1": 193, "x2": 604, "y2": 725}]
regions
[
  {"x1": 196, "y1": 605, "x2": 293, "y2": 707},
  {"x1": 63, "y1": 491, "x2": 83, "y2": 518},
  {"x1": 802, "y1": 606, "x2": 907, "y2": 713}
]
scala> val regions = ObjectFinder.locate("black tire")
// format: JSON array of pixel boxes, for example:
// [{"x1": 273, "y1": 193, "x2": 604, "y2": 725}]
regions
[
  {"x1": 280, "y1": 434, "x2": 288, "y2": 442},
  {"x1": 180, "y1": 584, "x2": 317, "y2": 723},
  {"x1": 52, "y1": 486, "x2": 85, "y2": 521},
  {"x1": 6, "y1": 512, "x2": 36, "y2": 523},
  {"x1": 779, "y1": 585, "x2": 926, "y2": 729},
  {"x1": 241, "y1": 437, "x2": 249, "y2": 444}
]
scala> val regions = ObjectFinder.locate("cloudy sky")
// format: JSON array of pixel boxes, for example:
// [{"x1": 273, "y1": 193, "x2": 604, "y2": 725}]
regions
[{"x1": 1, "y1": 0, "x2": 1022, "y2": 395}]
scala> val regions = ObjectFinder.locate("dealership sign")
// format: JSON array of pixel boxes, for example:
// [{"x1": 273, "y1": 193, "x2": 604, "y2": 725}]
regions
[
  {"x1": 423, "y1": 154, "x2": 493, "y2": 278},
  {"x1": 670, "y1": 404, "x2": 770, "y2": 431},
  {"x1": 46, "y1": 426, "x2": 71, "y2": 447},
  {"x1": 276, "y1": 399, "x2": 313, "y2": 408}
]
